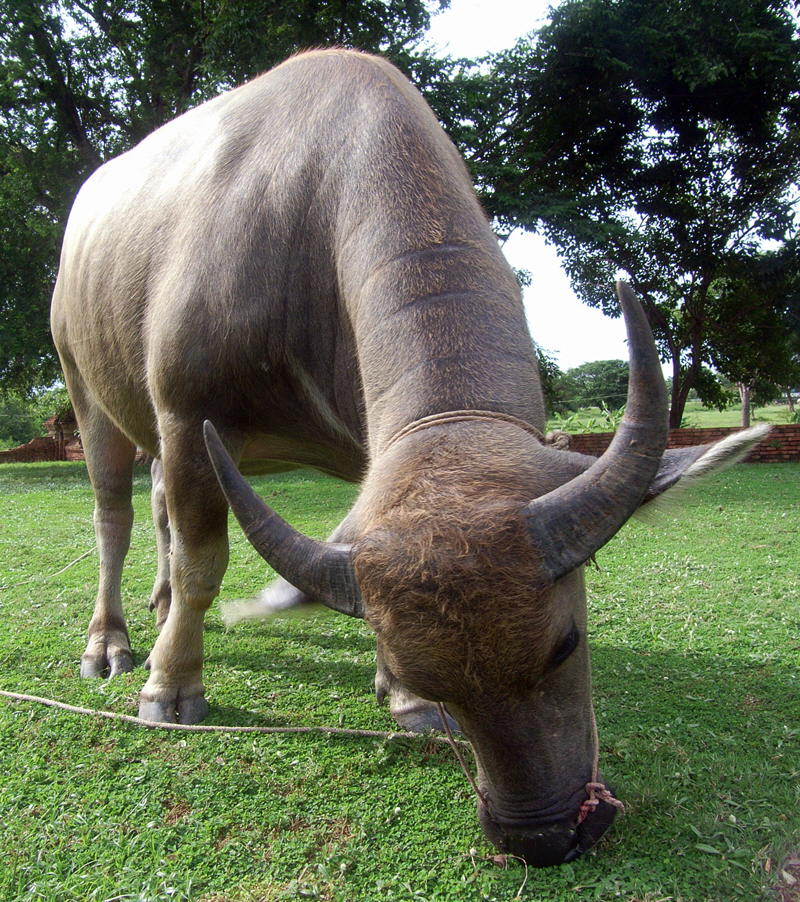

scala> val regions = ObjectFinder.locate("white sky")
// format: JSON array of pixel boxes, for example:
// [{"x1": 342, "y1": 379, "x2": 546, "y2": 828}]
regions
[{"x1": 423, "y1": 0, "x2": 631, "y2": 369}]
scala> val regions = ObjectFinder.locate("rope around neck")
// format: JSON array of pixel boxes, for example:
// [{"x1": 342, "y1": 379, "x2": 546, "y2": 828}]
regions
[
  {"x1": 384, "y1": 409, "x2": 545, "y2": 453},
  {"x1": 436, "y1": 701, "x2": 624, "y2": 825}
]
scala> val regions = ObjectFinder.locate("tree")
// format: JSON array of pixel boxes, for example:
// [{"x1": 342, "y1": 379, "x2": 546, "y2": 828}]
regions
[
  {"x1": 0, "y1": 0, "x2": 447, "y2": 395},
  {"x1": 706, "y1": 247, "x2": 800, "y2": 425},
  {"x1": 0, "y1": 394, "x2": 41, "y2": 448},
  {"x1": 532, "y1": 345, "x2": 566, "y2": 414},
  {"x1": 474, "y1": 0, "x2": 800, "y2": 426},
  {"x1": 561, "y1": 359, "x2": 630, "y2": 411},
  {"x1": 784, "y1": 320, "x2": 800, "y2": 415},
  {"x1": 0, "y1": 384, "x2": 70, "y2": 447}
]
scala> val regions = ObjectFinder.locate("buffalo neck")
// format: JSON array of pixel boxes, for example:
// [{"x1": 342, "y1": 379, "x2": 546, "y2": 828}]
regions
[{"x1": 344, "y1": 240, "x2": 545, "y2": 458}]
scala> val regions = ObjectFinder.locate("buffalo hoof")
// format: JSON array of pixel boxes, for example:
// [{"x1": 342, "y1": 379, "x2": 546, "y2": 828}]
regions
[
  {"x1": 138, "y1": 692, "x2": 209, "y2": 724},
  {"x1": 80, "y1": 633, "x2": 134, "y2": 678}
]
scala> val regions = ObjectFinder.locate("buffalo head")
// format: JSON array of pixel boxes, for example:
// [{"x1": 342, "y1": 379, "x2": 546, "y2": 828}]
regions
[{"x1": 203, "y1": 283, "x2": 666, "y2": 866}]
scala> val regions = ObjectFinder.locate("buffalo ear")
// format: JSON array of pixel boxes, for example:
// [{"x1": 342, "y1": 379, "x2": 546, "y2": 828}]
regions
[
  {"x1": 536, "y1": 424, "x2": 769, "y2": 511},
  {"x1": 641, "y1": 424, "x2": 770, "y2": 507},
  {"x1": 221, "y1": 509, "x2": 365, "y2": 626}
]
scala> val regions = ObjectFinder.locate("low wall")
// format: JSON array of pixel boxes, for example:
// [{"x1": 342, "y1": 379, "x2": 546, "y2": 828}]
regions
[
  {"x1": 0, "y1": 436, "x2": 65, "y2": 463},
  {"x1": 567, "y1": 424, "x2": 800, "y2": 462},
  {"x1": 0, "y1": 436, "x2": 145, "y2": 464},
  {"x1": 3, "y1": 424, "x2": 798, "y2": 465}
]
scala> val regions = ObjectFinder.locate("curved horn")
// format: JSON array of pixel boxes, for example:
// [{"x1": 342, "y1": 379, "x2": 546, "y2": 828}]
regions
[
  {"x1": 203, "y1": 420, "x2": 363, "y2": 617},
  {"x1": 524, "y1": 282, "x2": 668, "y2": 583}
]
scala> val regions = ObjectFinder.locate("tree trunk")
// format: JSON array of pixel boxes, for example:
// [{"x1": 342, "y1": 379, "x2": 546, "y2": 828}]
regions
[
  {"x1": 668, "y1": 358, "x2": 682, "y2": 428},
  {"x1": 786, "y1": 387, "x2": 795, "y2": 414},
  {"x1": 668, "y1": 359, "x2": 693, "y2": 428},
  {"x1": 738, "y1": 383, "x2": 751, "y2": 428}
]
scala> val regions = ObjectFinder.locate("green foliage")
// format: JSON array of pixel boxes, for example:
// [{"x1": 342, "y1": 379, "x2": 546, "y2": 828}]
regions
[
  {"x1": 0, "y1": 384, "x2": 73, "y2": 449},
  {"x1": 5, "y1": 0, "x2": 800, "y2": 422},
  {"x1": 35, "y1": 383, "x2": 72, "y2": 420},
  {"x1": 0, "y1": 0, "x2": 449, "y2": 395},
  {"x1": 548, "y1": 401, "x2": 626, "y2": 434},
  {"x1": 0, "y1": 395, "x2": 40, "y2": 448},
  {"x1": 548, "y1": 398, "x2": 795, "y2": 431},
  {"x1": 533, "y1": 344, "x2": 564, "y2": 414},
  {"x1": 0, "y1": 147, "x2": 67, "y2": 394},
  {"x1": 476, "y1": 0, "x2": 800, "y2": 427},
  {"x1": 560, "y1": 358, "x2": 629, "y2": 411},
  {"x1": 0, "y1": 462, "x2": 798, "y2": 899},
  {"x1": 691, "y1": 365, "x2": 735, "y2": 412},
  {"x1": 708, "y1": 245, "x2": 800, "y2": 401}
]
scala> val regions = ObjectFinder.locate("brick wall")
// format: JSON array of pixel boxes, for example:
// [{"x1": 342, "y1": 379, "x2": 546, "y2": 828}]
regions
[
  {"x1": 567, "y1": 424, "x2": 800, "y2": 462},
  {"x1": 0, "y1": 436, "x2": 65, "y2": 464},
  {"x1": 3, "y1": 424, "x2": 798, "y2": 465},
  {"x1": 0, "y1": 436, "x2": 149, "y2": 465}
]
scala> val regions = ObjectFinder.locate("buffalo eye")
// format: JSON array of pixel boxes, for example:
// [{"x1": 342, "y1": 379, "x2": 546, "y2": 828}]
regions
[{"x1": 551, "y1": 622, "x2": 580, "y2": 668}]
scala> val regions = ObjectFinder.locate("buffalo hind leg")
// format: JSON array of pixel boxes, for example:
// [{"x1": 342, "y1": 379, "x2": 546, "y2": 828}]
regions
[
  {"x1": 66, "y1": 371, "x2": 137, "y2": 678},
  {"x1": 138, "y1": 426, "x2": 230, "y2": 723},
  {"x1": 375, "y1": 644, "x2": 460, "y2": 734},
  {"x1": 147, "y1": 459, "x2": 172, "y2": 629}
]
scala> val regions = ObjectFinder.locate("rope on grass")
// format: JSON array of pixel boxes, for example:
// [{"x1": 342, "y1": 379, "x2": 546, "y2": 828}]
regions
[
  {"x1": 0, "y1": 545, "x2": 97, "y2": 591},
  {"x1": 0, "y1": 688, "x2": 470, "y2": 746}
]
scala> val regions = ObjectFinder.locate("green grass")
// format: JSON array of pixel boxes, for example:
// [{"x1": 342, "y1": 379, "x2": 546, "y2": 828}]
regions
[
  {"x1": 675, "y1": 400, "x2": 796, "y2": 429},
  {"x1": 547, "y1": 399, "x2": 796, "y2": 432},
  {"x1": 0, "y1": 461, "x2": 798, "y2": 901}
]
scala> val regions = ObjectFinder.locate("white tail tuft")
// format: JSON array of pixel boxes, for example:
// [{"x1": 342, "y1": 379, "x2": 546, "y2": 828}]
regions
[
  {"x1": 638, "y1": 424, "x2": 770, "y2": 522},
  {"x1": 221, "y1": 578, "x2": 312, "y2": 627},
  {"x1": 681, "y1": 424, "x2": 770, "y2": 481}
]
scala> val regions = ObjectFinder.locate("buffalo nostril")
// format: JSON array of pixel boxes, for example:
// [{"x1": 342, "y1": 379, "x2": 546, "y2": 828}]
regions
[
  {"x1": 478, "y1": 796, "x2": 619, "y2": 867},
  {"x1": 479, "y1": 806, "x2": 578, "y2": 867}
]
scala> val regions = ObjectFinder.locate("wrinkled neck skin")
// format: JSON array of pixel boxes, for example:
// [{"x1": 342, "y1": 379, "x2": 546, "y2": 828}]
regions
[
  {"x1": 333, "y1": 111, "x2": 545, "y2": 454},
  {"x1": 350, "y1": 423, "x2": 609, "y2": 863}
]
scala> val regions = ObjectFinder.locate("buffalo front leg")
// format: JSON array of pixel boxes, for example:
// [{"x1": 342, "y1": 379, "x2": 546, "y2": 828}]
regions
[
  {"x1": 147, "y1": 459, "x2": 172, "y2": 629},
  {"x1": 138, "y1": 429, "x2": 230, "y2": 724}
]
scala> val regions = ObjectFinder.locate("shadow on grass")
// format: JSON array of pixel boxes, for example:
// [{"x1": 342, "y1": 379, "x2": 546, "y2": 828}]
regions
[
  {"x1": 589, "y1": 642, "x2": 795, "y2": 732},
  {"x1": 205, "y1": 615, "x2": 376, "y2": 652},
  {"x1": 208, "y1": 646, "x2": 376, "y2": 695},
  {"x1": 195, "y1": 639, "x2": 797, "y2": 784}
]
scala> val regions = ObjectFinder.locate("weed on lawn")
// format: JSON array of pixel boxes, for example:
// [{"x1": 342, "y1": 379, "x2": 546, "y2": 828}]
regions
[{"x1": 0, "y1": 461, "x2": 798, "y2": 901}]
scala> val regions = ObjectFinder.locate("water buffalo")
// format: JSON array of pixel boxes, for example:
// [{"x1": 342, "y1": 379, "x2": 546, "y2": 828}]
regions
[{"x1": 50, "y1": 49, "x2": 765, "y2": 866}]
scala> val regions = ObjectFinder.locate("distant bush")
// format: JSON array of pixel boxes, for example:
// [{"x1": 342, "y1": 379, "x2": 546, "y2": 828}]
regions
[
  {"x1": 0, "y1": 384, "x2": 73, "y2": 449},
  {"x1": 548, "y1": 402, "x2": 626, "y2": 434}
]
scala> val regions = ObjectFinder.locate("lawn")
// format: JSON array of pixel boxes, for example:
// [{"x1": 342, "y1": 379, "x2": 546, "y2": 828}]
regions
[
  {"x1": 0, "y1": 461, "x2": 798, "y2": 901},
  {"x1": 674, "y1": 400, "x2": 797, "y2": 429},
  {"x1": 547, "y1": 399, "x2": 796, "y2": 433}
]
